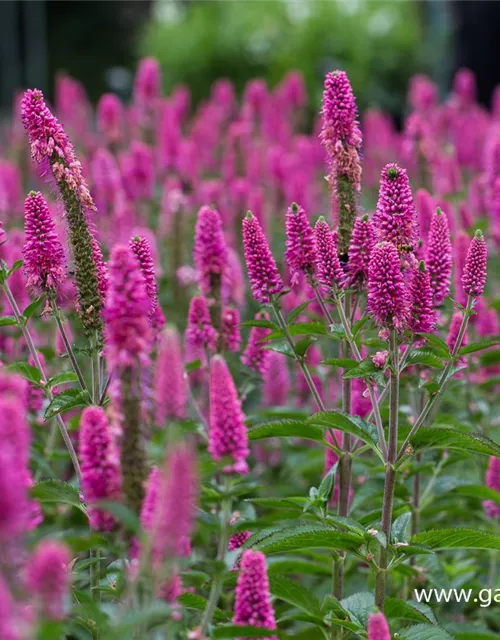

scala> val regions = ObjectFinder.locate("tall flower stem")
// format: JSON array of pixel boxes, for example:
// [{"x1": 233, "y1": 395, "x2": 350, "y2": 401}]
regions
[
  {"x1": 397, "y1": 296, "x2": 473, "y2": 461},
  {"x1": 375, "y1": 328, "x2": 399, "y2": 609},
  {"x1": 199, "y1": 477, "x2": 232, "y2": 635},
  {"x1": 49, "y1": 297, "x2": 88, "y2": 393},
  {"x1": 2, "y1": 280, "x2": 82, "y2": 485}
]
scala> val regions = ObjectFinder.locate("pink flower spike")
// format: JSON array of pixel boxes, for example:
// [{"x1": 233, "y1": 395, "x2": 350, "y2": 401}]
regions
[
  {"x1": 22, "y1": 191, "x2": 66, "y2": 293},
  {"x1": 97, "y1": 93, "x2": 124, "y2": 144},
  {"x1": 462, "y1": 230, "x2": 487, "y2": 298},
  {"x1": 186, "y1": 296, "x2": 218, "y2": 353},
  {"x1": 134, "y1": 57, "x2": 161, "y2": 110},
  {"x1": 242, "y1": 211, "x2": 283, "y2": 304},
  {"x1": 0, "y1": 576, "x2": 18, "y2": 640},
  {"x1": 221, "y1": 307, "x2": 241, "y2": 353},
  {"x1": 484, "y1": 457, "x2": 500, "y2": 519},
  {"x1": 321, "y1": 70, "x2": 362, "y2": 156},
  {"x1": 25, "y1": 540, "x2": 71, "y2": 621},
  {"x1": 373, "y1": 163, "x2": 417, "y2": 250},
  {"x1": 263, "y1": 352, "x2": 290, "y2": 407},
  {"x1": 228, "y1": 530, "x2": 252, "y2": 552},
  {"x1": 372, "y1": 351, "x2": 389, "y2": 369},
  {"x1": 130, "y1": 235, "x2": 165, "y2": 331},
  {"x1": 367, "y1": 610, "x2": 391, "y2": 640},
  {"x1": 409, "y1": 261, "x2": 435, "y2": 334},
  {"x1": 194, "y1": 206, "x2": 229, "y2": 298},
  {"x1": 241, "y1": 313, "x2": 271, "y2": 376},
  {"x1": 285, "y1": 203, "x2": 316, "y2": 284},
  {"x1": 347, "y1": 214, "x2": 376, "y2": 289},
  {"x1": 368, "y1": 242, "x2": 410, "y2": 331},
  {"x1": 209, "y1": 355, "x2": 249, "y2": 474},
  {"x1": 155, "y1": 326, "x2": 188, "y2": 424},
  {"x1": 233, "y1": 550, "x2": 277, "y2": 638},
  {"x1": 79, "y1": 406, "x2": 121, "y2": 531},
  {"x1": 426, "y1": 207, "x2": 452, "y2": 305},
  {"x1": 314, "y1": 216, "x2": 344, "y2": 292}
]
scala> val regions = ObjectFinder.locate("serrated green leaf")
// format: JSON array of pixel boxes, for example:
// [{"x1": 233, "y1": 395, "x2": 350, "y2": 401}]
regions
[
  {"x1": 308, "y1": 411, "x2": 382, "y2": 458},
  {"x1": 263, "y1": 341, "x2": 295, "y2": 358},
  {"x1": 267, "y1": 321, "x2": 327, "y2": 340},
  {"x1": 47, "y1": 371, "x2": 79, "y2": 388},
  {"x1": 405, "y1": 349, "x2": 444, "y2": 369},
  {"x1": 384, "y1": 598, "x2": 438, "y2": 625},
  {"x1": 0, "y1": 316, "x2": 17, "y2": 327},
  {"x1": 7, "y1": 361, "x2": 43, "y2": 385},
  {"x1": 247, "y1": 524, "x2": 363, "y2": 555},
  {"x1": 406, "y1": 427, "x2": 500, "y2": 458},
  {"x1": 240, "y1": 319, "x2": 278, "y2": 330},
  {"x1": 212, "y1": 626, "x2": 277, "y2": 639},
  {"x1": 287, "y1": 300, "x2": 313, "y2": 324},
  {"x1": 44, "y1": 389, "x2": 91, "y2": 420},
  {"x1": 248, "y1": 420, "x2": 326, "y2": 444},
  {"x1": 412, "y1": 528, "x2": 500, "y2": 551},
  {"x1": 391, "y1": 512, "x2": 412, "y2": 543},
  {"x1": 417, "y1": 333, "x2": 450, "y2": 358},
  {"x1": 245, "y1": 497, "x2": 306, "y2": 511},
  {"x1": 320, "y1": 358, "x2": 358, "y2": 369},
  {"x1": 352, "y1": 314, "x2": 370, "y2": 337},
  {"x1": 340, "y1": 591, "x2": 374, "y2": 627},
  {"x1": 23, "y1": 295, "x2": 45, "y2": 319},
  {"x1": 294, "y1": 336, "x2": 317, "y2": 358},
  {"x1": 269, "y1": 574, "x2": 322, "y2": 616},
  {"x1": 32, "y1": 479, "x2": 86, "y2": 514},
  {"x1": 177, "y1": 592, "x2": 227, "y2": 620},
  {"x1": 451, "y1": 484, "x2": 500, "y2": 503},
  {"x1": 459, "y1": 339, "x2": 500, "y2": 355},
  {"x1": 342, "y1": 357, "x2": 379, "y2": 379},
  {"x1": 398, "y1": 624, "x2": 455, "y2": 640}
]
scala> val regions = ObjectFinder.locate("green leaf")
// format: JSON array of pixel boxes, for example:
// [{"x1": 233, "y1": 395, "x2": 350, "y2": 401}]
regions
[
  {"x1": 417, "y1": 333, "x2": 450, "y2": 358},
  {"x1": 391, "y1": 512, "x2": 412, "y2": 543},
  {"x1": 240, "y1": 319, "x2": 278, "y2": 330},
  {"x1": 246, "y1": 497, "x2": 306, "y2": 511},
  {"x1": 398, "y1": 624, "x2": 455, "y2": 640},
  {"x1": 340, "y1": 591, "x2": 374, "y2": 627},
  {"x1": 342, "y1": 358, "x2": 379, "y2": 379},
  {"x1": 294, "y1": 337, "x2": 317, "y2": 358},
  {"x1": 44, "y1": 389, "x2": 91, "y2": 420},
  {"x1": 7, "y1": 260, "x2": 23, "y2": 276},
  {"x1": 47, "y1": 371, "x2": 79, "y2": 388},
  {"x1": 320, "y1": 358, "x2": 358, "y2": 369},
  {"x1": 287, "y1": 300, "x2": 313, "y2": 324},
  {"x1": 451, "y1": 484, "x2": 500, "y2": 504},
  {"x1": 406, "y1": 427, "x2": 500, "y2": 458},
  {"x1": 267, "y1": 321, "x2": 327, "y2": 340},
  {"x1": 459, "y1": 339, "x2": 500, "y2": 355},
  {"x1": 247, "y1": 524, "x2": 363, "y2": 555},
  {"x1": 384, "y1": 598, "x2": 438, "y2": 625},
  {"x1": 32, "y1": 480, "x2": 86, "y2": 514},
  {"x1": 185, "y1": 359, "x2": 203, "y2": 373},
  {"x1": 405, "y1": 349, "x2": 444, "y2": 369},
  {"x1": 212, "y1": 626, "x2": 277, "y2": 639},
  {"x1": 269, "y1": 574, "x2": 322, "y2": 616},
  {"x1": 263, "y1": 341, "x2": 295, "y2": 358},
  {"x1": 308, "y1": 411, "x2": 381, "y2": 457},
  {"x1": 329, "y1": 323, "x2": 347, "y2": 341},
  {"x1": 96, "y1": 501, "x2": 139, "y2": 533},
  {"x1": 248, "y1": 420, "x2": 326, "y2": 444},
  {"x1": 7, "y1": 361, "x2": 43, "y2": 385},
  {"x1": 177, "y1": 593, "x2": 226, "y2": 621},
  {"x1": 103, "y1": 603, "x2": 173, "y2": 637},
  {"x1": 23, "y1": 295, "x2": 45, "y2": 319},
  {"x1": 412, "y1": 528, "x2": 500, "y2": 551},
  {"x1": 0, "y1": 316, "x2": 17, "y2": 327},
  {"x1": 352, "y1": 314, "x2": 370, "y2": 337}
]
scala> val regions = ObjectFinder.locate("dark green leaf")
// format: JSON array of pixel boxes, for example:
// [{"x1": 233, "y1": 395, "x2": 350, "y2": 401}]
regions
[
  {"x1": 185, "y1": 359, "x2": 203, "y2": 373},
  {"x1": 0, "y1": 316, "x2": 17, "y2": 327},
  {"x1": 308, "y1": 411, "x2": 381, "y2": 457},
  {"x1": 459, "y1": 339, "x2": 500, "y2": 355},
  {"x1": 23, "y1": 295, "x2": 45, "y2": 319},
  {"x1": 294, "y1": 337, "x2": 317, "y2": 358},
  {"x1": 342, "y1": 358, "x2": 379, "y2": 379},
  {"x1": 7, "y1": 361, "x2": 43, "y2": 385},
  {"x1": 405, "y1": 349, "x2": 444, "y2": 369},
  {"x1": 269, "y1": 574, "x2": 322, "y2": 616},
  {"x1": 7, "y1": 260, "x2": 23, "y2": 276},
  {"x1": 412, "y1": 528, "x2": 500, "y2": 550},
  {"x1": 47, "y1": 371, "x2": 79, "y2": 388},
  {"x1": 391, "y1": 512, "x2": 412, "y2": 543},
  {"x1": 417, "y1": 333, "x2": 450, "y2": 358},
  {"x1": 96, "y1": 501, "x2": 139, "y2": 533},
  {"x1": 398, "y1": 624, "x2": 455, "y2": 640},
  {"x1": 248, "y1": 420, "x2": 326, "y2": 444},
  {"x1": 384, "y1": 598, "x2": 438, "y2": 625},
  {"x1": 212, "y1": 626, "x2": 277, "y2": 639},
  {"x1": 287, "y1": 300, "x2": 313, "y2": 324},
  {"x1": 263, "y1": 341, "x2": 295, "y2": 358},
  {"x1": 32, "y1": 479, "x2": 86, "y2": 514},
  {"x1": 247, "y1": 524, "x2": 363, "y2": 555},
  {"x1": 267, "y1": 322, "x2": 327, "y2": 340},
  {"x1": 240, "y1": 319, "x2": 278, "y2": 330},
  {"x1": 320, "y1": 358, "x2": 358, "y2": 369},
  {"x1": 340, "y1": 591, "x2": 374, "y2": 627},
  {"x1": 406, "y1": 427, "x2": 500, "y2": 458},
  {"x1": 44, "y1": 389, "x2": 91, "y2": 420},
  {"x1": 177, "y1": 593, "x2": 227, "y2": 621},
  {"x1": 451, "y1": 484, "x2": 500, "y2": 504}
]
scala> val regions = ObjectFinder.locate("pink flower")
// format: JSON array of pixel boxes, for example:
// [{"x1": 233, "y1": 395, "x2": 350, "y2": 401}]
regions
[
  {"x1": 426, "y1": 207, "x2": 452, "y2": 305},
  {"x1": 373, "y1": 163, "x2": 417, "y2": 251},
  {"x1": 242, "y1": 212, "x2": 283, "y2": 304},
  {"x1": 367, "y1": 610, "x2": 391, "y2": 640},
  {"x1": 408, "y1": 74, "x2": 438, "y2": 112},
  {"x1": 96, "y1": 93, "x2": 124, "y2": 144},
  {"x1": 285, "y1": 203, "x2": 316, "y2": 284},
  {"x1": 484, "y1": 457, "x2": 500, "y2": 519},
  {"x1": 104, "y1": 244, "x2": 152, "y2": 371},
  {"x1": 454, "y1": 231, "x2": 469, "y2": 305},
  {"x1": 462, "y1": 230, "x2": 487, "y2": 298},
  {"x1": 229, "y1": 530, "x2": 252, "y2": 552},
  {"x1": 314, "y1": 216, "x2": 344, "y2": 291},
  {"x1": 346, "y1": 214, "x2": 376, "y2": 289},
  {"x1": 233, "y1": 550, "x2": 277, "y2": 637},
  {"x1": 320, "y1": 70, "x2": 362, "y2": 157},
  {"x1": 241, "y1": 313, "x2": 271, "y2": 375},
  {"x1": 25, "y1": 540, "x2": 71, "y2": 621},
  {"x1": 194, "y1": 206, "x2": 229, "y2": 298},
  {"x1": 409, "y1": 261, "x2": 435, "y2": 334},
  {"x1": 134, "y1": 57, "x2": 161, "y2": 110},
  {"x1": 155, "y1": 326, "x2": 188, "y2": 423},
  {"x1": 130, "y1": 235, "x2": 165, "y2": 331},
  {"x1": 368, "y1": 242, "x2": 410, "y2": 331},
  {"x1": 186, "y1": 296, "x2": 218, "y2": 353},
  {"x1": 415, "y1": 189, "x2": 436, "y2": 245},
  {"x1": 120, "y1": 141, "x2": 155, "y2": 201},
  {"x1": 79, "y1": 406, "x2": 121, "y2": 531},
  {"x1": 22, "y1": 191, "x2": 66, "y2": 293},
  {"x1": 263, "y1": 352, "x2": 290, "y2": 407},
  {"x1": 452, "y1": 67, "x2": 477, "y2": 106},
  {"x1": 0, "y1": 576, "x2": 19, "y2": 640},
  {"x1": 372, "y1": 351, "x2": 389, "y2": 369},
  {"x1": 447, "y1": 312, "x2": 468, "y2": 370},
  {"x1": 90, "y1": 148, "x2": 122, "y2": 212},
  {"x1": 209, "y1": 355, "x2": 249, "y2": 474},
  {"x1": 221, "y1": 307, "x2": 242, "y2": 353}
]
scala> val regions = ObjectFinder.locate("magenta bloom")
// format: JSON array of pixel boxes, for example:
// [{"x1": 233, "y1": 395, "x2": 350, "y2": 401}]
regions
[
  {"x1": 447, "y1": 312, "x2": 468, "y2": 363},
  {"x1": 241, "y1": 314, "x2": 271, "y2": 375},
  {"x1": 233, "y1": 550, "x2": 277, "y2": 637},
  {"x1": 186, "y1": 296, "x2": 218, "y2": 353},
  {"x1": 25, "y1": 540, "x2": 71, "y2": 621},
  {"x1": 285, "y1": 203, "x2": 316, "y2": 285},
  {"x1": 263, "y1": 352, "x2": 290, "y2": 407},
  {"x1": 453, "y1": 67, "x2": 477, "y2": 105},
  {"x1": 79, "y1": 406, "x2": 121, "y2": 531},
  {"x1": 314, "y1": 216, "x2": 344, "y2": 291},
  {"x1": 454, "y1": 231, "x2": 469, "y2": 304},
  {"x1": 320, "y1": 70, "x2": 362, "y2": 156},
  {"x1": 194, "y1": 206, "x2": 229, "y2": 298},
  {"x1": 21, "y1": 89, "x2": 94, "y2": 211},
  {"x1": 484, "y1": 457, "x2": 500, "y2": 519},
  {"x1": 22, "y1": 191, "x2": 66, "y2": 293},
  {"x1": 426, "y1": 207, "x2": 452, "y2": 305},
  {"x1": 242, "y1": 212, "x2": 283, "y2": 304},
  {"x1": 347, "y1": 214, "x2": 376, "y2": 289},
  {"x1": 367, "y1": 611, "x2": 391, "y2": 640},
  {"x1": 209, "y1": 355, "x2": 249, "y2": 474},
  {"x1": 373, "y1": 164, "x2": 417, "y2": 250},
  {"x1": 121, "y1": 141, "x2": 155, "y2": 201},
  {"x1": 415, "y1": 189, "x2": 435, "y2": 244},
  {"x1": 372, "y1": 351, "x2": 389, "y2": 369},
  {"x1": 462, "y1": 230, "x2": 487, "y2": 298},
  {"x1": 150, "y1": 443, "x2": 199, "y2": 560},
  {"x1": 134, "y1": 57, "x2": 161, "y2": 110},
  {"x1": 229, "y1": 530, "x2": 252, "y2": 552},
  {"x1": 368, "y1": 242, "x2": 410, "y2": 331},
  {"x1": 409, "y1": 261, "x2": 435, "y2": 334},
  {"x1": 0, "y1": 576, "x2": 18, "y2": 640},
  {"x1": 408, "y1": 74, "x2": 438, "y2": 112},
  {"x1": 105, "y1": 244, "x2": 152, "y2": 371},
  {"x1": 155, "y1": 326, "x2": 187, "y2": 423},
  {"x1": 221, "y1": 307, "x2": 242, "y2": 353},
  {"x1": 130, "y1": 235, "x2": 165, "y2": 331},
  {"x1": 97, "y1": 93, "x2": 124, "y2": 144},
  {"x1": 140, "y1": 466, "x2": 160, "y2": 533}
]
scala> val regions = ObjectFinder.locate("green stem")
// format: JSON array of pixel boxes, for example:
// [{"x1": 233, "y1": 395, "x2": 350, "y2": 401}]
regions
[
  {"x1": 375, "y1": 328, "x2": 399, "y2": 609},
  {"x1": 50, "y1": 297, "x2": 88, "y2": 393},
  {"x1": 2, "y1": 282, "x2": 82, "y2": 485},
  {"x1": 199, "y1": 478, "x2": 232, "y2": 634}
]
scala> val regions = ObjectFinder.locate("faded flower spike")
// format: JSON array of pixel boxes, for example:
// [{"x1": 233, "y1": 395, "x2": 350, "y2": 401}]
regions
[
  {"x1": 368, "y1": 241, "x2": 410, "y2": 331},
  {"x1": 242, "y1": 211, "x2": 283, "y2": 304},
  {"x1": 462, "y1": 230, "x2": 487, "y2": 298},
  {"x1": 373, "y1": 163, "x2": 417, "y2": 251},
  {"x1": 314, "y1": 215, "x2": 344, "y2": 292},
  {"x1": 22, "y1": 191, "x2": 66, "y2": 293}
]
